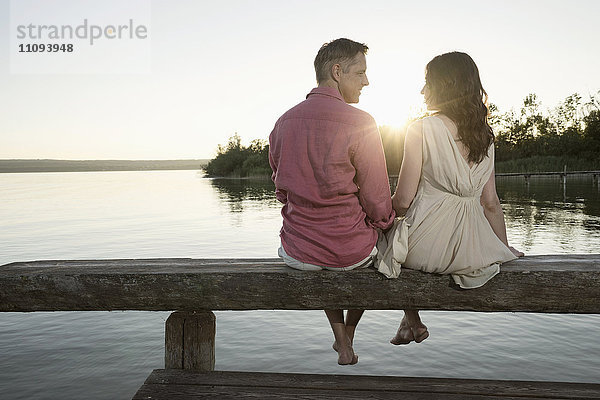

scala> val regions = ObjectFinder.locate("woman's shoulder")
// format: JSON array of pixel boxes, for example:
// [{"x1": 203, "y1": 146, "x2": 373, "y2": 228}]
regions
[
  {"x1": 407, "y1": 115, "x2": 443, "y2": 139},
  {"x1": 402, "y1": 120, "x2": 424, "y2": 146},
  {"x1": 403, "y1": 119, "x2": 426, "y2": 151},
  {"x1": 419, "y1": 115, "x2": 438, "y2": 123},
  {"x1": 406, "y1": 117, "x2": 427, "y2": 134},
  {"x1": 410, "y1": 115, "x2": 447, "y2": 130}
]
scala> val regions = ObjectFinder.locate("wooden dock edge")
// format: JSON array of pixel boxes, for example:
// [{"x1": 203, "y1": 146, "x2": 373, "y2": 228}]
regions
[
  {"x1": 132, "y1": 369, "x2": 600, "y2": 399},
  {"x1": 2, "y1": 256, "x2": 599, "y2": 398}
]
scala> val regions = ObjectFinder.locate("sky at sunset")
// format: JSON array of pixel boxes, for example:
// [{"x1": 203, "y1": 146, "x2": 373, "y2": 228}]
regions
[{"x1": 1, "y1": 0, "x2": 599, "y2": 160}]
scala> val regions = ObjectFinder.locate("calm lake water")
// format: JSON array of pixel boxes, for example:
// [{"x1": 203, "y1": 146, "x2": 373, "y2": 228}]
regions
[{"x1": 1, "y1": 170, "x2": 599, "y2": 399}]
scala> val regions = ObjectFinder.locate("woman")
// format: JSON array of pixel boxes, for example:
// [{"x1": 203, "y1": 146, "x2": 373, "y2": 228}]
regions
[{"x1": 382, "y1": 52, "x2": 523, "y2": 345}]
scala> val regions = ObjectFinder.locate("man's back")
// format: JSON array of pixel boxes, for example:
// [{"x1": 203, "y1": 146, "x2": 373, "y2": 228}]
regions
[{"x1": 269, "y1": 87, "x2": 394, "y2": 267}]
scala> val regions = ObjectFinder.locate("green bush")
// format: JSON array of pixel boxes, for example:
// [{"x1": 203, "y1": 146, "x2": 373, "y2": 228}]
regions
[{"x1": 204, "y1": 134, "x2": 270, "y2": 178}]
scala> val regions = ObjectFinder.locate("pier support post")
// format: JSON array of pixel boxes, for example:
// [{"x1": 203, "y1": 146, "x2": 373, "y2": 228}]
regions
[{"x1": 165, "y1": 311, "x2": 216, "y2": 371}]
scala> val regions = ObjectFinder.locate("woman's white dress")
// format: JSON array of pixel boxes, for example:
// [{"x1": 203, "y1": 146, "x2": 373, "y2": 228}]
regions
[{"x1": 377, "y1": 115, "x2": 516, "y2": 288}]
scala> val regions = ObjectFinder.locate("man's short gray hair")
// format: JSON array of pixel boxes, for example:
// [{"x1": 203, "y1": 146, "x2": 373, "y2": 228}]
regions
[{"x1": 314, "y1": 38, "x2": 369, "y2": 84}]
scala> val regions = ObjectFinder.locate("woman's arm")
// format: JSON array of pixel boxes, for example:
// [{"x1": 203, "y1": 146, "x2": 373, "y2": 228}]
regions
[
  {"x1": 391, "y1": 121, "x2": 423, "y2": 216},
  {"x1": 480, "y1": 167, "x2": 524, "y2": 257}
]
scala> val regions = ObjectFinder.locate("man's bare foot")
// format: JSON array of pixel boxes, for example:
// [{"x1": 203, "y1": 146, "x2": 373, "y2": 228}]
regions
[
  {"x1": 332, "y1": 337, "x2": 358, "y2": 365},
  {"x1": 390, "y1": 318, "x2": 429, "y2": 345},
  {"x1": 332, "y1": 338, "x2": 352, "y2": 352},
  {"x1": 336, "y1": 344, "x2": 358, "y2": 365},
  {"x1": 332, "y1": 328, "x2": 355, "y2": 352}
]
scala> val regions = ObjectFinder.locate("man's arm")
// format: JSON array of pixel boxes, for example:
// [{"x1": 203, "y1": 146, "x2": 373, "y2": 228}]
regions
[
  {"x1": 352, "y1": 120, "x2": 395, "y2": 230},
  {"x1": 269, "y1": 128, "x2": 287, "y2": 204}
]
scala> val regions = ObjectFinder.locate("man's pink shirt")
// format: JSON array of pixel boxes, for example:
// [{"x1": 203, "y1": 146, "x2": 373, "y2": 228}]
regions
[{"x1": 269, "y1": 87, "x2": 395, "y2": 268}]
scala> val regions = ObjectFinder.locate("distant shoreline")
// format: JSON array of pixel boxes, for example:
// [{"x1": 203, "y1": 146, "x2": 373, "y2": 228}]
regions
[{"x1": 0, "y1": 159, "x2": 210, "y2": 173}]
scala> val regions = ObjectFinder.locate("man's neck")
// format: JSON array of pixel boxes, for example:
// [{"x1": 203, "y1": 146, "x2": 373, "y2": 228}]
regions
[
  {"x1": 317, "y1": 81, "x2": 348, "y2": 103},
  {"x1": 318, "y1": 80, "x2": 339, "y2": 91}
]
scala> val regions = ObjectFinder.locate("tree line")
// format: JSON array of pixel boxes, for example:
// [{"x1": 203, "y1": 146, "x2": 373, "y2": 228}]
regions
[
  {"x1": 204, "y1": 91, "x2": 600, "y2": 177},
  {"x1": 381, "y1": 91, "x2": 600, "y2": 174},
  {"x1": 204, "y1": 134, "x2": 271, "y2": 178},
  {"x1": 491, "y1": 91, "x2": 600, "y2": 172}
]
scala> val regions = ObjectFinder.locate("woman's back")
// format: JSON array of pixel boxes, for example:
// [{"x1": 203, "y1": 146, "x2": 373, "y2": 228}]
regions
[
  {"x1": 403, "y1": 115, "x2": 515, "y2": 288},
  {"x1": 419, "y1": 115, "x2": 493, "y2": 198}
]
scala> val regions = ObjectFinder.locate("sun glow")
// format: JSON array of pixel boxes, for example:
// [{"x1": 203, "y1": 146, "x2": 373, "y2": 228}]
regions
[
  {"x1": 360, "y1": 53, "x2": 427, "y2": 130},
  {"x1": 361, "y1": 89, "x2": 427, "y2": 134}
]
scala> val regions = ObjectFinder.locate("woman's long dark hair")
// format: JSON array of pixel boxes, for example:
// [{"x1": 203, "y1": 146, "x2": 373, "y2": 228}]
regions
[{"x1": 425, "y1": 52, "x2": 493, "y2": 164}]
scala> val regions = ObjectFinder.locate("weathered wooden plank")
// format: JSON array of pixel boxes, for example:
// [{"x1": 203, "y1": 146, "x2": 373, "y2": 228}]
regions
[
  {"x1": 132, "y1": 384, "x2": 534, "y2": 399},
  {"x1": 131, "y1": 370, "x2": 600, "y2": 399},
  {"x1": 165, "y1": 311, "x2": 215, "y2": 371},
  {"x1": 1, "y1": 255, "x2": 599, "y2": 313}
]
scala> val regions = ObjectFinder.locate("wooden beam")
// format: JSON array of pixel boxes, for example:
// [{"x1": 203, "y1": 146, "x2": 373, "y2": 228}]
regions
[
  {"x1": 132, "y1": 369, "x2": 600, "y2": 399},
  {"x1": 1, "y1": 255, "x2": 599, "y2": 313}
]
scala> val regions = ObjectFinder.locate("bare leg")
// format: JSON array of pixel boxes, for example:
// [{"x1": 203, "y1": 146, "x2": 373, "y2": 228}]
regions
[
  {"x1": 332, "y1": 309, "x2": 364, "y2": 351},
  {"x1": 390, "y1": 309, "x2": 429, "y2": 345},
  {"x1": 325, "y1": 309, "x2": 358, "y2": 365},
  {"x1": 344, "y1": 309, "x2": 364, "y2": 345}
]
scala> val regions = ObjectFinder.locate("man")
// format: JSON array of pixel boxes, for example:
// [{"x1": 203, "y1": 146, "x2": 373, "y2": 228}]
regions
[{"x1": 269, "y1": 38, "x2": 395, "y2": 365}]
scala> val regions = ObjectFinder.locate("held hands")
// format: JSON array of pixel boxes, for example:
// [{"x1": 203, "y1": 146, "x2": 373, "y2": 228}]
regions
[{"x1": 509, "y1": 246, "x2": 524, "y2": 258}]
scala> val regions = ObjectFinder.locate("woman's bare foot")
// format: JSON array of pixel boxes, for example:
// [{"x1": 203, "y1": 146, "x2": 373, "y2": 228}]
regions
[
  {"x1": 509, "y1": 246, "x2": 524, "y2": 257},
  {"x1": 390, "y1": 321, "x2": 413, "y2": 345},
  {"x1": 390, "y1": 317, "x2": 429, "y2": 345}
]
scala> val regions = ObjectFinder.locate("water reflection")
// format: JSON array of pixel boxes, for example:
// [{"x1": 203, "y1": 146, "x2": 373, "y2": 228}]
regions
[
  {"x1": 1, "y1": 170, "x2": 600, "y2": 400},
  {"x1": 497, "y1": 176, "x2": 600, "y2": 217},
  {"x1": 210, "y1": 178, "x2": 278, "y2": 213},
  {"x1": 497, "y1": 176, "x2": 600, "y2": 254},
  {"x1": 207, "y1": 175, "x2": 600, "y2": 254}
]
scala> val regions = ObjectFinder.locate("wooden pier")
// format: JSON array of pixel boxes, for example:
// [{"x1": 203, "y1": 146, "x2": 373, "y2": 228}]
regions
[
  {"x1": 389, "y1": 170, "x2": 599, "y2": 193},
  {"x1": 1, "y1": 255, "x2": 600, "y2": 399},
  {"x1": 133, "y1": 370, "x2": 600, "y2": 399},
  {"x1": 495, "y1": 169, "x2": 600, "y2": 185}
]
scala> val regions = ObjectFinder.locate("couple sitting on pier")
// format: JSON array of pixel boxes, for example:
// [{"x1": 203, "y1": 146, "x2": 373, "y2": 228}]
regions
[{"x1": 269, "y1": 38, "x2": 524, "y2": 365}]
